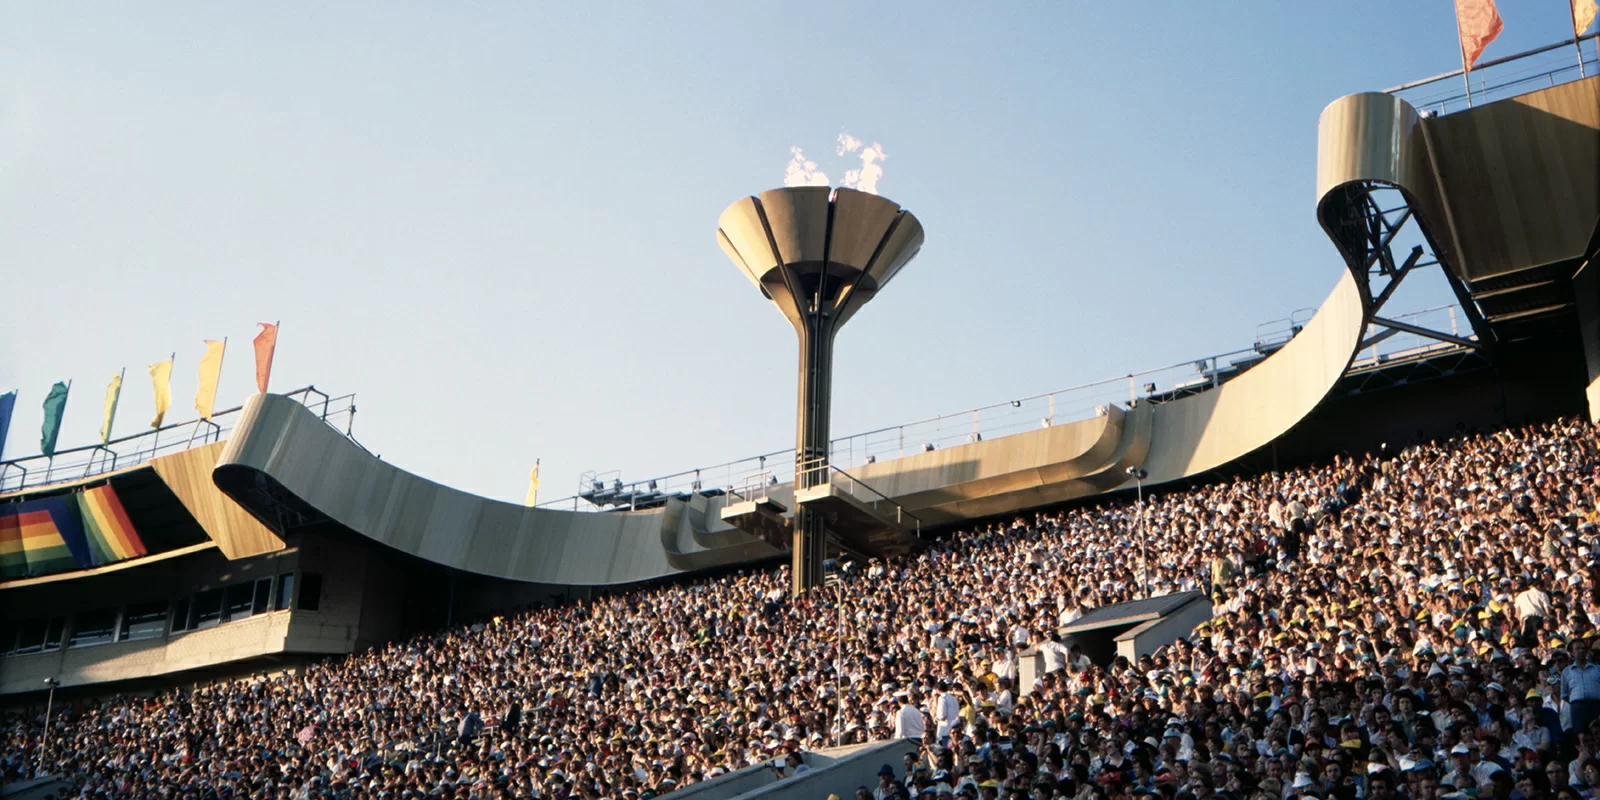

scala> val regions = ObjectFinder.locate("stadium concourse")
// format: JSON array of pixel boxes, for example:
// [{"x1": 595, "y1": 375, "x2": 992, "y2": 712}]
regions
[{"x1": 3, "y1": 417, "x2": 1599, "y2": 800}]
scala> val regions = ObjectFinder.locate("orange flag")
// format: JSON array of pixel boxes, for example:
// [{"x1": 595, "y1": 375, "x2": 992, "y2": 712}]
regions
[
  {"x1": 253, "y1": 322, "x2": 278, "y2": 394},
  {"x1": 1454, "y1": 0, "x2": 1504, "y2": 70}
]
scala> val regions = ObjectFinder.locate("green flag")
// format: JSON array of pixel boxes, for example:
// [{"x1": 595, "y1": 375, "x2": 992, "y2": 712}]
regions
[{"x1": 41, "y1": 381, "x2": 69, "y2": 457}]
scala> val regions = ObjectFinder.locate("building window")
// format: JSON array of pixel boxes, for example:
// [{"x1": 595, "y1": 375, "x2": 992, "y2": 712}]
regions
[
  {"x1": 43, "y1": 617, "x2": 64, "y2": 651},
  {"x1": 253, "y1": 578, "x2": 272, "y2": 615},
  {"x1": 9, "y1": 618, "x2": 65, "y2": 654},
  {"x1": 120, "y1": 602, "x2": 169, "y2": 642},
  {"x1": 172, "y1": 597, "x2": 193, "y2": 633},
  {"x1": 70, "y1": 609, "x2": 117, "y2": 648},
  {"x1": 298, "y1": 573, "x2": 323, "y2": 612},
  {"x1": 193, "y1": 588, "x2": 225, "y2": 630},
  {"x1": 224, "y1": 582, "x2": 255, "y2": 621},
  {"x1": 13, "y1": 620, "x2": 47, "y2": 655},
  {"x1": 275, "y1": 572, "x2": 296, "y2": 611}
]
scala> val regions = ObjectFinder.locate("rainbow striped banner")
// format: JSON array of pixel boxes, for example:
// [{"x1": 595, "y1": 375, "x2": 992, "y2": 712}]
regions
[
  {"x1": 0, "y1": 496, "x2": 92, "y2": 577},
  {"x1": 0, "y1": 511, "x2": 23, "y2": 579},
  {"x1": 74, "y1": 484, "x2": 148, "y2": 564}
]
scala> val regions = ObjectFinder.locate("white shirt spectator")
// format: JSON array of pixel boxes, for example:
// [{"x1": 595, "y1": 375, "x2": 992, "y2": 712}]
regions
[{"x1": 894, "y1": 702, "x2": 926, "y2": 739}]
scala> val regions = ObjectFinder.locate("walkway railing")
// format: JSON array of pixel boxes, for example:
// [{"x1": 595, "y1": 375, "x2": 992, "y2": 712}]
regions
[
  {"x1": 798, "y1": 457, "x2": 921, "y2": 537},
  {"x1": 541, "y1": 303, "x2": 1475, "y2": 512},
  {"x1": 0, "y1": 387, "x2": 357, "y2": 495},
  {"x1": 1387, "y1": 34, "x2": 1598, "y2": 117}
]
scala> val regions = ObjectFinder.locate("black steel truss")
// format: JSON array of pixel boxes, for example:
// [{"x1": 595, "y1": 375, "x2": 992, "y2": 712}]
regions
[{"x1": 1338, "y1": 184, "x2": 1495, "y2": 353}]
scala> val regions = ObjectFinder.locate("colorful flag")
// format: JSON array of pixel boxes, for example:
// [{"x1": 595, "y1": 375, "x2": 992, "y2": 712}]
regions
[
  {"x1": 1576, "y1": 0, "x2": 1599, "y2": 35},
  {"x1": 74, "y1": 484, "x2": 148, "y2": 565},
  {"x1": 0, "y1": 496, "x2": 93, "y2": 576},
  {"x1": 195, "y1": 339, "x2": 226, "y2": 419},
  {"x1": 100, "y1": 371, "x2": 123, "y2": 446},
  {"x1": 150, "y1": 358, "x2": 174, "y2": 428},
  {"x1": 0, "y1": 391, "x2": 14, "y2": 461},
  {"x1": 526, "y1": 463, "x2": 541, "y2": 507},
  {"x1": 40, "y1": 381, "x2": 70, "y2": 457},
  {"x1": 1455, "y1": 0, "x2": 1504, "y2": 70},
  {"x1": 254, "y1": 322, "x2": 279, "y2": 393}
]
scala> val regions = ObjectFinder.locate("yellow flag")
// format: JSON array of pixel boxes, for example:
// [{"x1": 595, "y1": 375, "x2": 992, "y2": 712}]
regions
[
  {"x1": 149, "y1": 358, "x2": 173, "y2": 428},
  {"x1": 1576, "y1": 0, "x2": 1599, "y2": 35},
  {"x1": 195, "y1": 339, "x2": 226, "y2": 420},
  {"x1": 525, "y1": 464, "x2": 541, "y2": 507},
  {"x1": 100, "y1": 371, "x2": 123, "y2": 445}
]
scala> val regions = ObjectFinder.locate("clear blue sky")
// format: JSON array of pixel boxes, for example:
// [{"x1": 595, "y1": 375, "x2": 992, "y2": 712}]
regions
[{"x1": 0, "y1": 3, "x2": 1585, "y2": 501}]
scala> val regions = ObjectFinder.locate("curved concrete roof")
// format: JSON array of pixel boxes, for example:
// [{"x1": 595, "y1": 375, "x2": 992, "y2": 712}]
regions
[{"x1": 213, "y1": 393, "x2": 782, "y2": 585}]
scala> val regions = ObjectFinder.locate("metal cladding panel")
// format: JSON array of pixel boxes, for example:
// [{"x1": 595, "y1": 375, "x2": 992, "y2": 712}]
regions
[
  {"x1": 757, "y1": 187, "x2": 832, "y2": 266},
  {"x1": 1137, "y1": 269, "x2": 1366, "y2": 483},
  {"x1": 868, "y1": 212, "x2": 925, "y2": 288},
  {"x1": 148, "y1": 442, "x2": 286, "y2": 560},
  {"x1": 718, "y1": 230, "x2": 762, "y2": 291},
  {"x1": 215, "y1": 394, "x2": 778, "y2": 586},
  {"x1": 827, "y1": 188, "x2": 902, "y2": 272},
  {"x1": 716, "y1": 197, "x2": 781, "y2": 279},
  {"x1": 1426, "y1": 76, "x2": 1600, "y2": 281},
  {"x1": 1316, "y1": 92, "x2": 1430, "y2": 200}
]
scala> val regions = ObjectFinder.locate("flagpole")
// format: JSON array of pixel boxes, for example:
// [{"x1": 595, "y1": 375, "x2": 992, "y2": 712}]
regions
[
  {"x1": 152, "y1": 352, "x2": 174, "y2": 459},
  {"x1": 1576, "y1": 2, "x2": 1591, "y2": 77},
  {"x1": 213, "y1": 337, "x2": 227, "y2": 443},
  {"x1": 1453, "y1": 4, "x2": 1474, "y2": 107}
]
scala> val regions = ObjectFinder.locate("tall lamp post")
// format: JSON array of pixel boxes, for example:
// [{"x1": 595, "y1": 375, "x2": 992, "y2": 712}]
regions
[
  {"x1": 718, "y1": 187, "x2": 924, "y2": 595},
  {"x1": 38, "y1": 676, "x2": 60, "y2": 778},
  {"x1": 1125, "y1": 467, "x2": 1149, "y2": 575}
]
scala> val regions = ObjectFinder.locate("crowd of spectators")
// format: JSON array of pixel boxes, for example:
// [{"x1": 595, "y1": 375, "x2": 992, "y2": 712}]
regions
[{"x1": 5, "y1": 417, "x2": 1600, "y2": 800}]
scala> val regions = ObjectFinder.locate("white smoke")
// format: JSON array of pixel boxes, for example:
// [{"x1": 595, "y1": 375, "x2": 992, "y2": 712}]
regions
[
  {"x1": 842, "y1": 141, "x2": 886, "y2": 195},
  {"x1": 780, "y1": 132, "x2": 888, "y2": 195},
  {"x1": 782, "y1": 146, "x2": 830, "y2": 187}
]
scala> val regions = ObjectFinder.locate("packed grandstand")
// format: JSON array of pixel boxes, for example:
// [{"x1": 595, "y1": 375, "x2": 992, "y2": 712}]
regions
[{"x1": 3, "y1": 415, "x2": 1597, "y2": 800}]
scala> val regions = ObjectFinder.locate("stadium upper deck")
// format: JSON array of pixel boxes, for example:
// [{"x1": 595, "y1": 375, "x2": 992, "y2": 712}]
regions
[{"x1": 0, "y1": 39, "x2": 1594, "y2": 694}]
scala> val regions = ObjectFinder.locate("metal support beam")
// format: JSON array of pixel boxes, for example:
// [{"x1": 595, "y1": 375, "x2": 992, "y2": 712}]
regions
[
  {"x1": 1438, "y1": 257, "x2": 1495, "y2": 346},
  {"x1": 1371, "y1": 246, "x2": 1426, "y2": 311},
  {"x1": 1358, "y1": 326, "x2": 1404, "y2": 351},
  {"x1": 1370, "y1": 315, "x2": 1482, "y2": 349}
]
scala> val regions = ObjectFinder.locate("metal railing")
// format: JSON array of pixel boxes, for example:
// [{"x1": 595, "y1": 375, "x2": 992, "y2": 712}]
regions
[
  {"x1": 540, "y1": 301, "x2": 1477, "y2": 512},
  {"x1": 797, "y1": 457, "x2": 921, "y2": 537},
  {"x1": 1349, "y1": 304, "x2": 1471, "y2": 371},
  {"x1": 0, "y1": 387, "x2": 357, "y2": 495},
  {"x1": 1387, "y1": 34, "x2": 1598, "y2": 116}
]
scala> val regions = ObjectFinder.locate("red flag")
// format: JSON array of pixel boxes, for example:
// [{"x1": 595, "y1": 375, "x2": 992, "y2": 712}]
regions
[
  {"x1": 253, "y1": 322, "x2": 278, "y2": 394},
  {"x1": 1454, "y1": 0, "x2": 1504, "y2": 71}
]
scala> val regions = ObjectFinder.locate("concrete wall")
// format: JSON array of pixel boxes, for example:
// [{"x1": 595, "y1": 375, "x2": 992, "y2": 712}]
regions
[
  {"x1": 0, "y1": 776, "x2": 69, "y2": 800},
  {"x1": 1115, "y1": 597, "x2": 1213, "y2": 663},
  {"x1": 0, "y1": 539, "x2": 392, "y2": 694},
  {"x1": 652, "y1": 740, "x2": 915, "y2": 800},
  {"x1": 728, "y1": 740, "x2": 919, "y2": 800},
  {"x1": 2, "y1": 610, "x2": 296, "y2": 694}
]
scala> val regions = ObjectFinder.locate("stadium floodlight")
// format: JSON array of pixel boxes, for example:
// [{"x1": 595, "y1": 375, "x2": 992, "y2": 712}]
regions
[{"x1": 718, "y1": 187, "x2": 924, "y2": 594}]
